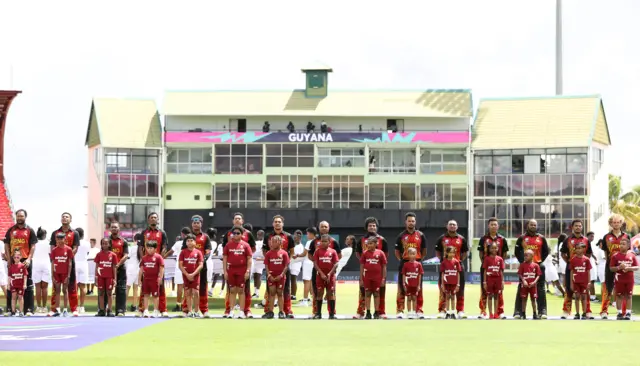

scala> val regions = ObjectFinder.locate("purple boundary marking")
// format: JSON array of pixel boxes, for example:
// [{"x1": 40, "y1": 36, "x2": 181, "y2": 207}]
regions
[{"x1": 0, "y1": 317, "x2": 166, "y2": 352}]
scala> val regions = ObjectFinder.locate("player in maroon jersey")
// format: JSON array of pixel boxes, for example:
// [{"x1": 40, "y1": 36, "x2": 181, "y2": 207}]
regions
[
  {"x1": 513, "y1": 219, "x2": 549, "y2": 319},
  {"x1": 359, "y1": 234, "x2": 387, "y2": 319},
  {"x1": 518, "y1": 249, "x2": 542, "y2": 319},
  {"x1": 307, "y1": 221, "x2": 341, "y2": 317},
  {"x1": 394, "y1": 213, "x2": 427, "y2": 319},
  {"x1": 401, "y1": 248, "x2": 423, "y2": 319},
  {"x1": 8, "y1": 249, "x2": 28, "y2": 316},
  {"x1": 221, "y1": 213, "x2": 256, "y2": 318},
  {"x1": 440, "y1": 247, "x2": 462, "y2": 319},
  {"x1": 107, "y1": 222, "x2": 129, "y2": 316},
  {"x1": 598, "y1": 214, "x2": 631, "y2": 319},
  {"x1": 477, "y1": 217, "x2": 508, "y2": 319},
  {"x1": 137, "y1": 213, "x2": 170, "y2": 317},
  {"x1": 138, "y1": 241, "x2": 165, "y2": 318},
  {"x1": 49, "y1": 213, "x2": 80, "y2": 316},
  {"x1": 262, "y1": 215, "x2": 296, "y2": 318},
  {"x1": 313, "y1": 234, "x2": 340, "y2": 319},
  {"x1": 49, "y1": 232, "x2": 74, "y2": 317},
  {"x1": 609, "y1": 238, "x2": 639, "y2": 320},
  {"x1": 435, "y1": 220, "x2": 469, "y2": 318},
  {"x1": 482, "y1": 242, "x2": 505, "y2": 319},
  {"x1": 179, "y1": 233, "x2": 204, "y2": 318},
  {"x1": 569, "y1": 243, "x2": 592, "y2": 319},
  {"x1": 354, "y1": 217, "x2": 389, "y2": 319},
  {"x1": 560, "y1": 220, "x2": 593, "y2": 319},
  {"x1": 263, "y1": 235, "x2": 290, "y2": 319},
  {"x1": 177, "y1": 216, "x2": 212, "y2": 317},
  {"x1": 94, "y1": 238, "x2": 118, "y2": 317},
  {"x1": 223, "y1": 225, "x2": 253, "y2": 319},
  {"x1": 4, "y1": 209, "x2": 37, "y2": 316}
]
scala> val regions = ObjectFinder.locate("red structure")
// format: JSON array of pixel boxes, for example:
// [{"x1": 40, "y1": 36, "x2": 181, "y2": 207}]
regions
[{"x1": 0, "y1": 90, "x2": 21, "y2": 233}]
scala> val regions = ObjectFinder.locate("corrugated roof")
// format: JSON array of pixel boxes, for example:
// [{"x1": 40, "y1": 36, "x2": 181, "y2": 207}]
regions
[
  {"x1": 472, "y1": 95, "x2": 610, "y2": 149},
  {"x1": 163, "y1": 89, "x2": 473, "y2": 118},
  {"x1": 85, "y1": 98, "x2": 162, "y2": 148}
]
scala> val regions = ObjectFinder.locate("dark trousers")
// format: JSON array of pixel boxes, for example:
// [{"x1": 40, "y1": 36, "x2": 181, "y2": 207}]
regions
[
  {"x1": 6, "y1": 260, "x2": 34, "y2": 313},
  {"x1": 115, "y1": 266, "x2": 127, "y2": 313},
  {"x1": 513, "y1": 264, "x2": 547, "y2": 316}
]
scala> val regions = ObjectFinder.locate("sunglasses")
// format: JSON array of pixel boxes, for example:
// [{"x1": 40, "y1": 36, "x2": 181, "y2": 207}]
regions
[
  {"x1": 233, "y1": 231, "x2": 242, "y2": 235},
  {"x1": 191, "y1": 217, "x2": 202, "y2": 222}
]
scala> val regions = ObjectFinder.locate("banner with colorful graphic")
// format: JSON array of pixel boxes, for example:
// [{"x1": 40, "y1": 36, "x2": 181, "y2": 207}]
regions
[{"x1": 165, "y1": 131, "x2": 470, "y2": 144}]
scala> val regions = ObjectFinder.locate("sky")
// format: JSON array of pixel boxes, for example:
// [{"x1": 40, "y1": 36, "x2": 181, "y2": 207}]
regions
[{"x1": 0, "y1": 0, "x2": 638, "y2": 232}]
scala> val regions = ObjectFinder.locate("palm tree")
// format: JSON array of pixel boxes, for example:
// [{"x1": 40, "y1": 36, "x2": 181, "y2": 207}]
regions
[{"x1": 609, "y1": 174, "x2": 640, "y2": 233}]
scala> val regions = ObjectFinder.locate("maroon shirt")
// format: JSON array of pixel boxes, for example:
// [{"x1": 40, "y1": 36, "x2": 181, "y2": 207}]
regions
[
  {"x1": 179, "y1": 249, "x2": 203, "y2": 274},
  {"x1": 313, "y1": 247, "x2": 339, "y2": 274},
  {"x1": 440, "y1": 258, "x2": 462, "y2": 285},
  {"x1": 140, "y1": 253, "x2": 164, "y2": 280},
  {"x1": 95, "y1": 251, "x2": 118, "y2": 278},
  {"x1": 482, "y1": 255, "x2": 505, "y2": 282},
  {"x1": 611, "y1": 252, "x2": 639, "y2": 284},
  {"x1": 264, "y1": 249, "x2": 290, "y2": 277},
  {"x1": 569, "y1": 256, "x2": 592, "y2": 285},
  {"x1": 50, "y1": 246, "x2": 74, "y2": 274},
  {"x1": 360, "y1": 249, "x2": 387, "y2": 279},
  {"x1": 223, "y1": 240, "x2": 252, "y2": 272},
  {"x1": 402, "y1": 261, "x2": 423, "y2": 287},
  {"x1": 518, "y1": 262, "x2": 541, "y2": 284}
]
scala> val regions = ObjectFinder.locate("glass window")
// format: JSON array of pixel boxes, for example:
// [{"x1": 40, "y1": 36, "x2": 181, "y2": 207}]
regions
[
  {"x1": 492, "y1": 156, "x2": 511, "y2": 174},
  {"x1": 247, "y1": 145, "x2": 262, "y2": 156},
  {"x1": 190, "y1": 149, "x2": 204, "y2": 163},
  {"x1": 548, "y1": 174, "x2": 562, "y2": 196},
  {"x1": 567, "y1": 154, "x2": 587, "y2": 173},
  {"x1": 451, "y1": 185, "x2": 467, "y2": 202},
  {"x1": 474, "y1": 156, "x2": 492, "y2": 174},
  {"x1": 524, "y1": 155, "x2": 541, "y2": 174},
  {"x1": 147, "y1": 155, "x2": 159, "y2": 174},
  {"x1": 485, "y1": 175, "x2": 496, "y2": 196},
  {"x1": 400, "y1": 184, "x2": 416, "y2": 208},
  {"x1": 215, "y1": 156, "x2": 231, "y2": 174},
  {"x1": 474, "y1": 176, "x2": 485, "y2": 197},
  {"x1": 534, "y1": 175, "x2": 546, "y2": 196},
  {"x1": 231, "y1": 144, "x2": 247, "y2": 156},
  {"x1": 318, "y1": 147, "x2": 365, "y2": 168},
  {"x1": 522, "y1": 175, "x2": 534, "y2": 196},
  {"x1": 511, "y1": 175, "x2": 523, "y2": 197},
  {"x1": 573, "y1": 174, "x2": 586, "y2": 196},
  {"x1": 368, "y1": 184, "x2": 384, "y2": 209},
  {"x1": 215, "y1": 145, "x2": 230, "y2": 156},
  {"x1": 266, "y1": 144, "x2": 281, "y2": 156},
  {"x1": 370, "y1": 149, "x2": 415, "y2": 174},
  {"x1": 512, "y1": 155, "x2": 524, "y2": 173},
  {"x1": 561, "y1": 174, "x2": 573, "y2": 195},
  {"x1": 215, "y1": 184, "x2": 230, "y2": 201},
  {"x1": 298, "y1": 144, "x2": 314, "y2": 156},
  {"x1": 282, "y1": 145, "x2": 298, "y2": 156},
  {"x1": 384, "y1": 184, "x2": 400, "y2": 209},
  {"x1": 495, "y1": 175, "x2": 508, "y2": 197},
  {"x1": 546, "y1": 154, "x2": 566, "y2": 173},
  {"x1": 266, "y1": 157, "x2": 281, "y2": 167}
]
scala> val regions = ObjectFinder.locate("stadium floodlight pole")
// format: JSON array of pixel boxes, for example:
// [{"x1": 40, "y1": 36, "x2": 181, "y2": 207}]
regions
[{"x1": 555, "y1": 0, "x2": 563, "y2": 96}]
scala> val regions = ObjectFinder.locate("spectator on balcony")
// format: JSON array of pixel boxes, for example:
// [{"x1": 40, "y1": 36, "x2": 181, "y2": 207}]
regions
[
  {"x1": 306, "y1": 121, "x2": 315, "y2": 133},
  {"x1": 287, "y1": 122, "x2": 295, "y2": 133},
  {"x1": 262, "y1": 121, "x2": 270, "y2": 133},
  {"x1": 320, "y1": 121, "x2": 328, "y2": 133}
]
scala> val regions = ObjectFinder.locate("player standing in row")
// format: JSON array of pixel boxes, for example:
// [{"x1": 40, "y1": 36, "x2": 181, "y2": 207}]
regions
[
  {"x1": 221, "y1": 213, "x2": 256, "y2": 318},
  {"x1": 394, "y1": 213, "x2": 427, "y2": 319},
  {"x1": 168, "y1": 227, "x2": 190, "y2": 311},
  {"x1": 299, "y1": 227, "x2": 318, "y2": 306},
  {"x1": 598, "y1": 214, "x2": 631, "y2": 319},
  {"x1": 32, "y1": 227, "x2": 51, "y2": 314},
  {"x1": 513, "y1": 219, "x2": 549, "y2": 319},
  {"x1": 435, "y1": 220, "x2": 469, "y2": 319},
  {"x1": 127, "y1": 233, "x2": 141, "y2": 312},
  {"x1": 569, "y1": 243, "x2": 592, "y2": 319},
  {"x1": 401, "y1": 248, "x2": 423, "y2": 319},
  {"x1": 50, "y1": 231, "x2": 74, "y2": 317},
  {"x1": 482, "y1": 242, "x2": 505, "y2": 319},
  {"x1": 609, "y1": 237, "x2": 638, "y2": 320},
  {"x1": 223, "y1": 225, "x2": 253, "y2": 319},
  {"x1": 440, "y1": 246, "x2": 462, "y2": 319},
  {"x1": 354, "y1": 217, "x2": 389, "y2": 319},
  {"x1": 74, "y1": 228, "x2": 91, "y2": 314},
  {"x1": 8, "y1": 249, "x2": 28, "y2": 316},
  {"x1": 307, "y1": 221, "x2": 341, "y2": 317},
  {"x1": 251, "y1": 230, "x2": 265, "y2": 299},
  {"x1": 289, "y1": 230, "x2": 305, "y2": 300},
  {"x1": 477, "y1": 218, "x2": 508, "y2": 319},
  {"x1": 313, "y1": 234, "x2": 340, "y2": 319},
  {"x1": 179, "y1": 233, "x2": 204, "y2": 318},
  {"x1": 4, "y1": 209, "x2": 37, "y2": 316},
  {"x1": 263, "y1": 215, "x2": 295, "y2": 318},
  {"x1": 359, "y1": 234, "x2": 388, "y2": 319},
  {"x1": 560, "y1": 220, "x2": 593, "y2": 319},
  {"x1": 107, "y1": 222, "x2": 129, "y2": 316},
  {"x1": 94, "y1": 238, "x2": 118, "y2": 317},
  {"x1": 137, "y1": 213, "x2": 169, "y2": 317},
  {"x1": 263, "y1": 235, "x2": 290, "y2": 318},
  {"x1": 179, "y1": 216, "x2": 211, "y2": 317},
  {"x1": 49, "y1": 213, "x2": 80, "y2": 317}
]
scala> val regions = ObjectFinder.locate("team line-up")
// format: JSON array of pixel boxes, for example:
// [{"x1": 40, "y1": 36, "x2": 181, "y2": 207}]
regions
[{"x1": 2, "y1": 210, "x2": 638, "y2": 320}]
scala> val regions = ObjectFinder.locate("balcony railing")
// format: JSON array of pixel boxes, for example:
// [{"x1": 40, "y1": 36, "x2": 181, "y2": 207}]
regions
[
  {"x1": 369, "y1": 166, "x2": 417, "y2": 174},
  {"x1": 166, "y1": 127, "x2": 467, "y2": 133}
]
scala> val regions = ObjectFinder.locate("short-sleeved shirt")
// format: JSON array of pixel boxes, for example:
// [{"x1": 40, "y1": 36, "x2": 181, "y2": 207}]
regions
[
  {"x1": 8, "y1": 263, "x2": 28, "y2": 284},
  {"x1": 50, "y1": 246, "x2": 74, "y2": 274},
  {"x1": 49, "y1": 228, "x2": 80, "y2": 250},
  {"x1": 180, "y1": 232, "x2": 212, "y2": 256},
  {"x1": 401, "y1": 261, "x2": 424, "y2": 287},
  {"x1": 223, "y1": 240, "x2": 252, "y2": 269},
  {"x1": 600, "y1": 232, "x2": 632, "y2": 263},
  {"x1": 610, "y1": 252, "x2": 639, "y2": 284},
  {"x1": 560, "y1": 235, "x2": 592, "y2": 264},
  {"x1": 308, "y1": 237, "x2": 340, "y2": 257},
  {"x1": 4, "y1": 225, "x2": 37, "y2": 260},
  {"x1": 140, "y1": 253, "x2": 165, "y2": 280},
  {"x1": 75, "y1": 240, "x2": 91, "y2": 262},
  {"x1": 221, "y1": 229, "x2": 256, "y2": 251},
  {"x1": 179, "y1": 249, "x2": 204, "y2": 274},
  {"x1": 440, "y1": 258, "x2": 462, "y2": 285},
  {"x1": 264, "y1": 232, "x2": 295, "y2": 254},
  {"x1": 478, "y1": 234, "x2": 509, "y2": 258},
  {"x1": 517, "y1": 234, "x2": 547, "y2": 263},
  {"x1": 264, "y1": 249, "x2": 290, "y2": 277},
  {"x1": 313, "y1": 247, "x2": 339, "y2": 274},
  {"x1": 518, "y1": 262, "x2": 541, "y2": 283},
  {"x1": 569, "y1": 256, "x2": 592, "y2": 284},
  {"x1": 95, "y1": 251, "x2": 118, "y2": 278},
  {"x1": 108, "y1": 236, "x2": 129, "y2": 262},
  {"x1": 360, "y1": 249, "x2": 387, "y2": 278},
  {"x1": 435, "y1": 233, "x2": 469, "y2": 261},
  {"x1": 482, "y1": 255, "x2": 505, "y2": 280},
  {"x1": 395, "y1": 230, "x2": 427, "y2": 261},
  {"x1": 356, "y1": 234, "x2": 389, "y2": 256}
]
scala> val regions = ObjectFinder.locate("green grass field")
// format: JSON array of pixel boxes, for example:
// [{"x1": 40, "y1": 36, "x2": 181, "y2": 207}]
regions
[{"x1": 1, "y1": 283, "x2": 639, "y2": 366}]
